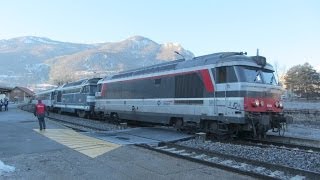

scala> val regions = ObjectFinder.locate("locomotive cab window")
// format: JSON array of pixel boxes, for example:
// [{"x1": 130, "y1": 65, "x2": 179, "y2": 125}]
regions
[
  {"x1": 261, "y1": 69, "x2": 278, "y2": 85},
  {"x1": 236, "y1": 66, "x2": 262, "y2": 83},
  {"x1": 235, "y1": 66, "x2": 277, "y2": 84},
  {"x1": 81, "y1": 86, "x2": 89, "y2": 93},
  {"x1": 97, "y1": 84, "x2": 102, "y2": 92},
  {"x1": 215, "y1": 66, "x2": 238, "y2": 83},
  {"x1": 216, "y1": 67, "x2": 226, "y2": 83}
]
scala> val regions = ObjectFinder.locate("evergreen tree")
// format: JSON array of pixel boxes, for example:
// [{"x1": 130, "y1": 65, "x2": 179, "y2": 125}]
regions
[{"x1": 284, "y1": 63, "x2": 320, "y2": 99}]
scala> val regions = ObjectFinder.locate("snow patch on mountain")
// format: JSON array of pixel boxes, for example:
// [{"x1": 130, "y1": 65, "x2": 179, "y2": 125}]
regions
[{"x1": 0, "y1": 35, "x2": 194, "y2": 87}]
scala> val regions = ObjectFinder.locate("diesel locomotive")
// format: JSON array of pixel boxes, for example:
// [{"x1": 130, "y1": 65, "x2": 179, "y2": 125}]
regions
[
  {"x1": 34, "y1": 78, "x2": 101, "y2": 118},
  {"x1": 94, "y1": 52, "x2": 285, "y2": 138}
]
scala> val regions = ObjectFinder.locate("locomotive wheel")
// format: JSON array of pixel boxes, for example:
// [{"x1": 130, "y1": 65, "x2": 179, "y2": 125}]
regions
[
  {"x1": 77, "y1": 110, "x2": 86, "y2": 118},
  {"x1": 279, "y1": 122, "x2": 286, "y2": 136},
  {"x1": 111, "y1": 113, "x2": 120, "y2": 122},
  {"x1": 174, "y1": 118, "x2": 183, "y2": 130}
]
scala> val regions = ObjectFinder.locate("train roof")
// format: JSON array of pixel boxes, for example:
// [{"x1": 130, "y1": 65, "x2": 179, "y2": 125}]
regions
[
  {"x1": 35, "y1": 88, "x2": 56, "y2": 95},
  {"x1": 58, "y1": 77, "x2": 102, "y2": 89},
  {"x1": 103, "y1": 52, "x2": 273, "y2": 81}
]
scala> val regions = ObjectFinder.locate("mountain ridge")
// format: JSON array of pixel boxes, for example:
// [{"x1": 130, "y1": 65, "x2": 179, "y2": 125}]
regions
[{"x1": 0, "y1": 36, "x2": 194, "y2": 88}]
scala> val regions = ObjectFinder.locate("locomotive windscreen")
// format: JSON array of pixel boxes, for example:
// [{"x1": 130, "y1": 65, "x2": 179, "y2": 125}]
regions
[{"x1": 235, "y1": 66, "x2": 277, "y2": 85}]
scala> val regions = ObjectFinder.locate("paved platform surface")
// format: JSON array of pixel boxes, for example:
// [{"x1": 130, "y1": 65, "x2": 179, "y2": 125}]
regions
[
  {"x1": 0, "y1": 104, "x2": 253, "y2": 180},
  {"x1": 89, "y1": 127, "x2": 193, "y2": 145}
]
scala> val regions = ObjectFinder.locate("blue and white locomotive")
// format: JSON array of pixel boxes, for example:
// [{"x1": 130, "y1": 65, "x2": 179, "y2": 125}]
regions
[
  {"x1": 35, "y1": 78, "x2": 101, "y2": 118},
  {"x1": 54, "y1": 78, "x2": 101, "y2": 117}
]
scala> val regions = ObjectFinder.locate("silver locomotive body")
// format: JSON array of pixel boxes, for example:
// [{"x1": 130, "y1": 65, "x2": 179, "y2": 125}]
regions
[{"x1": 95, "y1": 52, "x2": 285, "y2": 137}]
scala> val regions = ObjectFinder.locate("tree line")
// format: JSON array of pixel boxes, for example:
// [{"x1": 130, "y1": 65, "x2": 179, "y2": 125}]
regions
[{"x1": 284, "y1": 63, "x2": 320, "y2": 99}]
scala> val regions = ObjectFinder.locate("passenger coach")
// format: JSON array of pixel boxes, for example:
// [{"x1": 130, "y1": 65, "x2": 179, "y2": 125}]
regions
[
  {"x1": 33, "y1": 88, "x2": 56, "y2": 111},
  {"x1": 95, "y1": 52, "x2": 285, "y2": 138}
]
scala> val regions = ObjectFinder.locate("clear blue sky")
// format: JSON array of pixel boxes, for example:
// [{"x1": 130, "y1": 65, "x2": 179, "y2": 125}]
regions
[{"x1": 1, "y1": 0, "x2": 319, "y2": 71}]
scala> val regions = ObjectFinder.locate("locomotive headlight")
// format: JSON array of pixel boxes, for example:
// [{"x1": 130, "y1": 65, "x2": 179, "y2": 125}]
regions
[
  {"x1": 279, "y1": 101, "x2": 283, "y2": 109},
  {"x1": 275, "y1": 101, "x2": 280, "y2": 108},
  {"x1": 252, "y1": 99, "x2": 260, "y2": 107},
  {"x1": 260, "y1": 100, "x2": 264, "y2": 107}
]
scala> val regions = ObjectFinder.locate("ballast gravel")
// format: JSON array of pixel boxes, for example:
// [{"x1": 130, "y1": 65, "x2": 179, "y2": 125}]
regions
[{"x1": 177, "y1": 139, "x2": 320, "y2": 173}]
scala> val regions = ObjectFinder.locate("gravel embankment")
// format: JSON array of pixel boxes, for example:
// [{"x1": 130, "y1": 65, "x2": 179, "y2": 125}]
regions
[{"x1": 177, "y1": 139, "x2": 320, "y2": 173}]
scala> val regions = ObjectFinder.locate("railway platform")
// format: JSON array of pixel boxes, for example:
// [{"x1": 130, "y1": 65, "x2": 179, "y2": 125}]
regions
[{"x1": 0, "y1": 104, "x2": 253, "y2": 179}]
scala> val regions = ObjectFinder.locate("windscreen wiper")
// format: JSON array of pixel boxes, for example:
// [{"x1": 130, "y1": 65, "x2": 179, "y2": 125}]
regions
[
  {"x1": 270, "y1": 75, "x2": 275, "y2": 84},
  {"x1": 254, "y1": 70, "x2": 261, "y2": 82}
]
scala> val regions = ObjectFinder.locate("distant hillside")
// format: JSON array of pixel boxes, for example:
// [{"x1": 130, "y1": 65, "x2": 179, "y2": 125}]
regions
[{"x1": 0, "y1": 36, "x2": 193, "y2": 87}]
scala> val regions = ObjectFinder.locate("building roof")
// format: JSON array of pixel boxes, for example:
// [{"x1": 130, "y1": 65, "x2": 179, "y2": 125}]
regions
[
  {"x1": 13, "y1": 86, "x2": 35, "y2": 96},
  {"x1": 0, "y1": 86, "x2": 12, "y2": 93}
]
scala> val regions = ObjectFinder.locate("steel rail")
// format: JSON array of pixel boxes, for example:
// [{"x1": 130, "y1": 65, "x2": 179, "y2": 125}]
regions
[{"x1": 138, "y1": 143, "x2": 320, "y2": 180}]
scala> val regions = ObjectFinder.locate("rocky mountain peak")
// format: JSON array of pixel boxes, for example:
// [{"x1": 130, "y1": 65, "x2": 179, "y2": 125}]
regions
[{"x1": 0, "y1": 36, "x2": 194, "y2": 88}]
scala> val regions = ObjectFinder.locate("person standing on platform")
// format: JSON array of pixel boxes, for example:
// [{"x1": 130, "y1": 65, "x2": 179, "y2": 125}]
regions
[
  {"x1": 0, "y1": 99, "x2": 3, "y2": 111},
  {"x1": 34, "y1": 100, "x2": 48, "y2": 131},
  {"x1": 4, "y1": 98, "x2": 8, "y2": 111}
]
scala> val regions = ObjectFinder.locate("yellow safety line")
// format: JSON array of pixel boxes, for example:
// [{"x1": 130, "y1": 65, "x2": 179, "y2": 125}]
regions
[{"x1": 34, "y1": 129, "x2": 121, "y2": 158}]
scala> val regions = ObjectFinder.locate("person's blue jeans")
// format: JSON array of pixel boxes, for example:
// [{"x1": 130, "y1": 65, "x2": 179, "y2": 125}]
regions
[{"x1": 37, "y1": 116, "x2": 46, "y2": 130}]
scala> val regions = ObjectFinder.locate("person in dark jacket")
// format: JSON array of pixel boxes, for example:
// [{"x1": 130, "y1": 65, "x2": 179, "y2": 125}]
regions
[
  {"x1": 34, "y1": 100, "x2": 48, "y2": 130},
  {"x1": 0, "y1": 99, "x2": 3, "y2": 111},
  {"x1": 4, "y1": 98, "x2": 9, "y2": 111}
]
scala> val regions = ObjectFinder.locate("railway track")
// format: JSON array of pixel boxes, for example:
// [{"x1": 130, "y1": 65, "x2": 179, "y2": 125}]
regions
[
  {"x1": 242, "y1": 135, "x2": 320, "y2": 153},
  {"x1": 46, "y1": 115, "x2": 108, "y2": 132},
  {"x1": 138, "y1": 142, "x2": 320, "y2": 180}
]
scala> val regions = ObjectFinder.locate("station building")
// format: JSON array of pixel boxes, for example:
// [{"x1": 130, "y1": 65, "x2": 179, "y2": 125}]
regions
[{"x1": 8, "y1": 86, "x2": 35, "y2": 103}]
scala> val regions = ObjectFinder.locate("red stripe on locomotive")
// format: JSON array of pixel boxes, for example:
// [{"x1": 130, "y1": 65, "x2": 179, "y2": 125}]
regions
[{"x1": 199, "y1": 69, "x2": 214, "y2": 92}]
